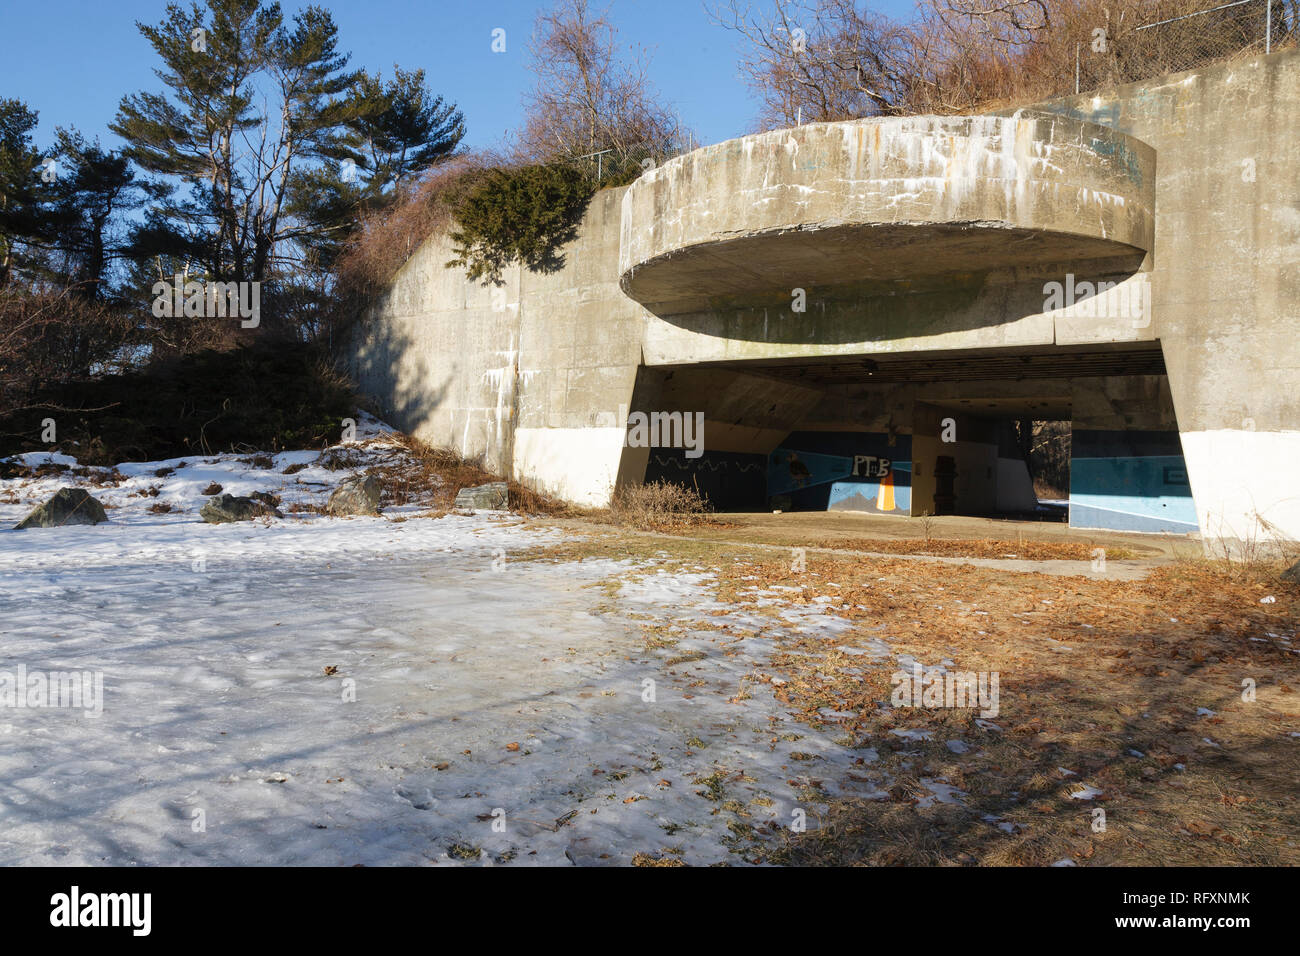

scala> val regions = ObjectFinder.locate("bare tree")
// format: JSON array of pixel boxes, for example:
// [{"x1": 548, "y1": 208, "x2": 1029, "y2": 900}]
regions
[
  {"x1": 715, "y1": 0, "x2": 1296, "y2": 129},
  {"x1": 935, "y1": 0, "x2": 1051, "y2": 45},
  {"x1": 519, "y1": 0, "x2": 684, "y2": 175},
  {"x1": 709, "y1": 0, "x2": 927, "y2": 125}
]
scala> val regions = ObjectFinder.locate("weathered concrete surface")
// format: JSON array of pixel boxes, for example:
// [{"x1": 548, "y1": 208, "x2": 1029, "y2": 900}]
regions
[
  {"x1": 628, "y1": 112, "x2": 1155, "y2": 368},
  {"x1": 350, "y1": 189, "x2": 649, "y2": 506},
  {"x1": 620, "y1": 113, "x2": 1154, "y2": 315},
  {"x1": 350, "y1": 51, "x2": 1298, "y2": 549},
  {"x1": 1041, "y1": 50, "x2": 1300, "y2": 547}
]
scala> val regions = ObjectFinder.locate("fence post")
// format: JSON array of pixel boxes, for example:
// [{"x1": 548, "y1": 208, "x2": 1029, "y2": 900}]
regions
[
  {"x1": 1075, "y1": 42, "x2": 1081, "y2": 95},
  {"x1": 1266, "y1": 0, "x2": 1272, "y2": 53}
]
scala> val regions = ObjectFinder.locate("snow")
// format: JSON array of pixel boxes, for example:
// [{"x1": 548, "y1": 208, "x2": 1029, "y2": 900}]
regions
[
  {"x1": 0, "y1": 419, "x2": 1022, "y2": 865},
  {"x1": 0, "y1": 424, "x2": 943, "y2": 865},
  {"x1": 889, "y1": 728, "x2": 934, "y2": 741}
]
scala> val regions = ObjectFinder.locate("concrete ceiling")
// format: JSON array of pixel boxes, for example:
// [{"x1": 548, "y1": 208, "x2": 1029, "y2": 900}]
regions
[
  {"x1": 621, "y1": 223, "x2": 1147, "y2": 314},
  {"x1": 691, "y1": 344, "x2": 1166, "y2": 387},
  {"x1": 916, "y1": 395, "x2": 1073, "y2": 420}
]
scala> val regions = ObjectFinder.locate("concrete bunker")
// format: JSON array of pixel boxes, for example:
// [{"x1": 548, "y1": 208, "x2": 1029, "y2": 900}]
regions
[{"x1": 351, "y1": 50, "x2": 1300, "y2": 551}]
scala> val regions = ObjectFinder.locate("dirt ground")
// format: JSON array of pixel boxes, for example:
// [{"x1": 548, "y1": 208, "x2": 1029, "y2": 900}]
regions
[{"x1": 663, "y1": 510, "x2": 1185, "y2": 559}]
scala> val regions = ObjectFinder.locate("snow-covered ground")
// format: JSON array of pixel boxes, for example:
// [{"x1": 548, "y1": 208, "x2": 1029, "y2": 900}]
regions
[{"x1": 1, "y1": 422, "x2": 918, "y2": 866}]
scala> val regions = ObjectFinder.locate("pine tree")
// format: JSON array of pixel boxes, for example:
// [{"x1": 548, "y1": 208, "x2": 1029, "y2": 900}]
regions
[
  {"x1": 0, "y1": 98, "x2": 50, "y2": 289},
  {"x1": 111, "y1": 0, "x2": 356, "y2": 288}
]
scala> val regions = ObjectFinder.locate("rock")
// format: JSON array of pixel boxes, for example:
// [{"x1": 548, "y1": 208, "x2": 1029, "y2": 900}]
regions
[
  {"x1": 250, "y1": 490, "x2": 281, "y2": 509},
  {"x1": 14, "y1": 487, "x2": 109, "y2": 529},
  {"x1": 327, "y1": 475, "x2": 381, "y2": 515},
  {"x1": 200, "y1": 493, "x2": 283, "y2": 524},
  {"x1": 453, "y1": 481, "x2": 508, "y2": 510},
  {"x1": 1283, "y1": 559, "x2": 1300, "y2": 584}
]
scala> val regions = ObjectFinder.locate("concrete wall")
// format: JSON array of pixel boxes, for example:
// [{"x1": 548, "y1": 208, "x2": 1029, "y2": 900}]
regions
[
  {"x1": 351, "y1": 188, "x2": 649, "y2": 506},
  {"x1": 1069, "y1": 375, "x2": 1196, "y2": 533},
  {"x1": 1043, "y1": 50, "x2": 1300, "y2": 546},
  {"x1": 620, "y1": 113, "x2": 1153, "y2": 314}
]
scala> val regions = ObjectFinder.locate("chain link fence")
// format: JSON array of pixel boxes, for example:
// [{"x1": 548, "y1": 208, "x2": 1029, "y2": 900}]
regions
[{"x1": 1073, "y1": 0, "x2": 1299, "y2": 94}]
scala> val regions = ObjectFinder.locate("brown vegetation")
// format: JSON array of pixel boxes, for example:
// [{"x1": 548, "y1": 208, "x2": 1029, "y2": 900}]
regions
[
  {"x1": 375, "y1": 432, "x2": 574, "y2": 515},
  {"x1": 0, "y1": 288, "x2": 138, "y2": 418},
  {"x1": 606, "y1": 479, "x2": 718, "y2": 532},
  {"x1": 711, "y1": 0, "x2": 1296, "y2": 128},
  {"x1": 519, "y1": 0, "x2": 684, "y2": 170},
  {"x1": 711, "y1": 550, "x2": 1297, "y2": 864},
  {"x1": 814, "y1": 537, "x2": 1133, "y2": 560}
]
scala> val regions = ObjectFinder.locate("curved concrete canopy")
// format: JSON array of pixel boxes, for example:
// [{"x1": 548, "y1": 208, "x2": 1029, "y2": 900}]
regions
[{"x1": 619, "y1": 111, "x2": 1155, "y2": 314}]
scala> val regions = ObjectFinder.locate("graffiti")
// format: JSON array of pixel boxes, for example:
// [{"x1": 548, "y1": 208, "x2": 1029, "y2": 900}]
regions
[
  {"x1": 650, "y1": 455, "x2": 763, "y2": 474},
  {"x1": 768, "y1": 435, "x2": 912, "y2": 514},
  {"x1": 852, "y1": 455, "x2": 891, "y2": 478}
]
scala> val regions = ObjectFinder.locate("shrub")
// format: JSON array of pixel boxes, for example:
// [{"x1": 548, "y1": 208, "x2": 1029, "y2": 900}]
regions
[
  {"x1": 446, "y1": 162, "x2": 594, "y2": 284},
  {"x1": 0, "y1": 288, "x2": 139, "y2": 415},
  {"x1": 608, "y1": 480, "x2": 713, "y2": 532}
]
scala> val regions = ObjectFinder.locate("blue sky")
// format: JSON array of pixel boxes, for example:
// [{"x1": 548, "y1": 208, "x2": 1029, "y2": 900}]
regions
[{"x1": 0, "y1": 0, "x2": 916, "y2": 153}]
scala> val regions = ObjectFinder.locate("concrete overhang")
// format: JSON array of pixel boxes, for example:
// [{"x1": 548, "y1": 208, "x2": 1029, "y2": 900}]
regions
[
  {"x1": 685, "y1": 342, "x2": 1167, "y2": 385},
  {"x1": 618, "y1": 112, "x2": 1155, "y2": 314}
]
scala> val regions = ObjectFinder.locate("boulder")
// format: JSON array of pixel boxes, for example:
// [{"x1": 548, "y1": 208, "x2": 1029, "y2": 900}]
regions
[
  {"x1": 453, "y1": 481, "x2": 509, "y2": 510},
  {"x1": 327, "y1": 475, "x2": 381, "y2": 515},
  {"x1": 200, "y1": 493, "x2": 283, "y2": 524},
  {"x1": 1283, "y1": 559, "x2": 1300, "y2": 584},
  {"x1": 14, "y1": 487, "x2": 108, "y2": 529}
]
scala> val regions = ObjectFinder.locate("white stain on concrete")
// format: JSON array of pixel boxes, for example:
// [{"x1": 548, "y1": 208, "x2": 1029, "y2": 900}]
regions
[{"x1": 1181, "y1": 428, "x2": 1300, "y2": 546}]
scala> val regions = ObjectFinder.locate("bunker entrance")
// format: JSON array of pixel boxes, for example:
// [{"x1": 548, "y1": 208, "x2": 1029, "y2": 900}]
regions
[
  {"x1": 909, "y1": 398, "x2": 1073, "y2": 522},
  {"x1": 633, "y1": 345, "x2": 1195, "y2": 534}
]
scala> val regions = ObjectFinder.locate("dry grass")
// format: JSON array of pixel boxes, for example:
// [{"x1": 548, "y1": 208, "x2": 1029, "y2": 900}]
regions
[
  {"x1": 1032, "y1": 479, "x2": 1068, "y2": 500},
  {"x1": 816, "y1": 538, "x2": 1136, "y2": 561},
  {"x1": 630, "y1": 852, "x2": 688, "y2": 867},
  {"x1": 697, "y1": 553, "x2": 1300, "y2": 866},
  {"x1": 375, "y1": 432, "x2": 574, "y2": 515},
  {"x1": 332, "y1": 158, "x2": 479, "y2": 299},
  {"x1": 0, "y1": 461, "x2": 125, "y2": 486},
  {"x1": 605, "y1": 480, "x2": 719, "y2": 533},
  {"x1": 488, "y1": 515, "x2": 1300, "y2": 865}
]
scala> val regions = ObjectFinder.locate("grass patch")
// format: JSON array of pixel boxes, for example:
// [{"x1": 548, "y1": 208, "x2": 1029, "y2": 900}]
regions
[{"x1": 374, "y1": 432, "x2": 575, "y2": 515}]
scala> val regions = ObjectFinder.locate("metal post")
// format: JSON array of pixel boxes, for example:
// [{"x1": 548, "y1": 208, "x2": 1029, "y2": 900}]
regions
[
  {"x1": 1075, "y1": 43, "x2": 1081, "y2": 95},
  {"x1": 1266, "y1": 0, "x2": 1272, "y2": 54}
]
